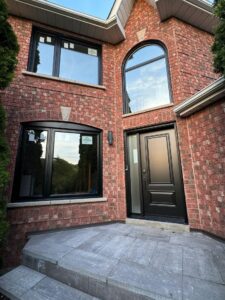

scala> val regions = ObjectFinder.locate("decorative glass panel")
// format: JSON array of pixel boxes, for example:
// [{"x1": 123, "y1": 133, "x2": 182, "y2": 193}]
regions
[
  {"x1": 51, "y1": 132, "x2": 98, "y2": 195},
  {"x1": 148, "y1": 135, "x2": 171, "y2": 183},
  {"x1": 19, "y1": 129, "x2": 48, "y2": 197}
]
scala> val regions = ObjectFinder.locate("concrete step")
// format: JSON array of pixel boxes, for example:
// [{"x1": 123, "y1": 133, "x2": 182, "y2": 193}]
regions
[
  {"x1": 20, "y1": 225, "x2": 185, "y2": 300},
  {"x1": 0, "y1": 266, "x2": 98, "y2": 300},
  {"x1": 126, "y1": 218, "x2": 190, "y2": 233}
]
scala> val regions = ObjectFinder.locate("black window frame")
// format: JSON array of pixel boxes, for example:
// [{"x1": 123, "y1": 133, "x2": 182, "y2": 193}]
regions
[
  {"x1": 28, "y1": 27, "x2": 102, "y2": 85},
  {"x1": 122, "y1": 41, "x2": 173, "y2": 114},
  {"x1": 12, "y1": 121, "x2": 102, "y2": 202}
]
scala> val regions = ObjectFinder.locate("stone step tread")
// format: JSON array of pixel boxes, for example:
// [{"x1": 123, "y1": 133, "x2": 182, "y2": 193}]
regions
[{"x1": 0, "y1": 266, "x2": 98, "y2": 300}]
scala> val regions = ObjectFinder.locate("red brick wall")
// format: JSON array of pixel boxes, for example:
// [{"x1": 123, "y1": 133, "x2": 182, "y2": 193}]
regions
[
  {"x1": 186, "y1": 99, "x2": 225, "y2": 238},
  {"x1": 2, "y1": 16, "x2": 124, "y2": 266},
  {"x1": 1, "y1": 0, "x2": 224, "y2": 266}
]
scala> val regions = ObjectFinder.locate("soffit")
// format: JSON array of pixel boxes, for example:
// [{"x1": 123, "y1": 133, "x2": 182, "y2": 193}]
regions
[
  {"x1": 7, "y1": 0, "x2": 217, "y2": 45},
  {"x1": 156, "y1": 0, "x2": 218, "y2": 34},
  {"x1": 6, "y1": 0, "x2": 125, "y2": 44}
]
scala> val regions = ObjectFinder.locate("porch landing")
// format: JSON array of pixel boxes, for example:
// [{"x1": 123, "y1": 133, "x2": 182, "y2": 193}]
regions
[{"x1": 1, "y1": 223, "x2": 225, "y2": 299}]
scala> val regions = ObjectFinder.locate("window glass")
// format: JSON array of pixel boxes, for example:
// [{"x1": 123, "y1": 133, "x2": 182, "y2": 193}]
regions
[
  {"x1": 15, "y1": 123, "x2": 101, "y2": 201},
  {"x1": 19, "y1": 129, "x2": 48, "y2": 197},
  {"x1": 126, "y1": 45, "x2": 164, "y2": 69},
  {"x1": 124, "y1": 44, "x2": 171, "y2": 114},
  {"x1": 30, "y1": 30, "x2": 101, "y2": 85},
  {"x1": 59, "y1": 42, "x2": 99, "y2": 84},
  {"x1": 34, "y1": 35, "x2": 55, "y2": 76},
  {"x1": 51, "y1": 132, "x2": 98, "y2": 195},
  {"x1": 125, "y1": 58, "x2": 170, "y2": 112}
]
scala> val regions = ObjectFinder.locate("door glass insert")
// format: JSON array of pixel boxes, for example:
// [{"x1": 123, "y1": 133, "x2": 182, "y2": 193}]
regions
[
  {"x1": 51, "y1": 132, "x2": 98, "y2": 195},
  {"x1": 147, "y1": 135, "x2": 171, "y2": 184},
  {"x1": 128, "y1": 134, "x2": 141, "y2": 214}
]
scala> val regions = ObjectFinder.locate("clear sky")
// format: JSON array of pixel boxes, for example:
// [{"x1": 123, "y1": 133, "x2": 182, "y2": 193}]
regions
[{"x1": 47, "y1": 0, "x2": 116, "y2": 19}]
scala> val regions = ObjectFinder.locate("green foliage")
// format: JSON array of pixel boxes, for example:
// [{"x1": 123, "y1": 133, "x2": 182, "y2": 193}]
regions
[
  {"x1": 0, "y1": 0, "x2": 19, "y2": 254},
  {"x1": 0, "y1": 106, "x2": 9, "y2": 249},
  {"x1": 0, "y1": 0, "x2": 19, "y2": 89},
  {"x1": 212, "y1": 0, "x2": 225, "y2": 76}
]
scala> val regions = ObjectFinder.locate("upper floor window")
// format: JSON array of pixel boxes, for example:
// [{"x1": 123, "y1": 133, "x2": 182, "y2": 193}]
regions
[
  {"x1": 28, "y1": 29, "x2": 101, "y2": 85},
  {"x1": 123, "y1": 43, "x2": 171, "y2": 114}
]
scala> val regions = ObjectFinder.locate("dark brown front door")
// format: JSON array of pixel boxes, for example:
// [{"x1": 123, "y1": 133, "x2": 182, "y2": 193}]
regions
[{"x1": 140, "y1": 128, "x2": 186, "y2": 219}]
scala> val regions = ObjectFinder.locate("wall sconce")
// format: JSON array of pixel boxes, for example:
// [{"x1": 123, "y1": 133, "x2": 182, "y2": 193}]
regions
[{"x1": 107, "y1": 131, "x2": 114, "y2": 145}]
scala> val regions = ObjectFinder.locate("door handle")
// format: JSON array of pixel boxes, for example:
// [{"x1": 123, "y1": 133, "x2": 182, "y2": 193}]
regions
[{"x1": 142, "y1": 169, "x2": 146, "y2": 173}]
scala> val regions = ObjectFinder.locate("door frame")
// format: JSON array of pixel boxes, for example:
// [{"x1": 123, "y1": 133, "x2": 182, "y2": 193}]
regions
[{"x1": 124, "y1": 122, "x2": 188, "y2": 224}]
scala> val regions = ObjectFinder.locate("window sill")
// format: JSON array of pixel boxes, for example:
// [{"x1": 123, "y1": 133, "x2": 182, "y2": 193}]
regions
[
  {"x1": 22, "y1": 71, "x2": 106, "y2": 90},
  {"x1": 7, "y1": 197, "x2": 107, "y2": 208},
  {"x1": 122, "y1": 103, "x2": 174, "y2": 118}
]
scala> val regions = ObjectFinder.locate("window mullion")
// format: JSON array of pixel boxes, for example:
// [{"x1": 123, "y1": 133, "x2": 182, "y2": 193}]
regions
[
  {"x1": 53, "y1": 38, "x2": 61, "y2": 77},
  {"x1": 44, "y1": 129, "x2": 54, "y2": 198}
]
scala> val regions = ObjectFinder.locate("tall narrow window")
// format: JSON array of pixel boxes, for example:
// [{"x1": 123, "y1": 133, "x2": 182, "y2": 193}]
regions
[
  {"x1": 13, "y1": 122, "x2": 101, "y2": 202},
  {"x1": 123, "y1": 43, "x2": 171, "y2": 114}
]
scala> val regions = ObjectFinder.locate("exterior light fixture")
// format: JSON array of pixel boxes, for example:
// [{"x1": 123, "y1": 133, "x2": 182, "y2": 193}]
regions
[{"x1": 107, "y1": 131, "x2": 113, "y2": 145}]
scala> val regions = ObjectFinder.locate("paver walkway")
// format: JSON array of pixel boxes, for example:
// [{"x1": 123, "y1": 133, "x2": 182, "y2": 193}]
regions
[{"x1": 1, "y1": 223, "x2": 225, "y2": 299}]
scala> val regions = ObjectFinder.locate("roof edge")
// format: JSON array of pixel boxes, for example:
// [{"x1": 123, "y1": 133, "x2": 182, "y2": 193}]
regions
[
  {"x1": 174, "y1": 77, "x2": 225, "y2": 117},
  {"x1": 6, "y1": 0, "x2": 126, "y2": 44}
]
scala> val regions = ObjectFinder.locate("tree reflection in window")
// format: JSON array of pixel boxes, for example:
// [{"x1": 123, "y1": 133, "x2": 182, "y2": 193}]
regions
[{"x1": 14, "y1": 123, "x2": 101, "y2": 201}]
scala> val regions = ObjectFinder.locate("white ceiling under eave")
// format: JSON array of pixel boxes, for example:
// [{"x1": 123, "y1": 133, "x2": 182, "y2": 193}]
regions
[
  {"x1": 6, "y1": 0, "x2": 126, "y2": 44},
  {"x1": 155, "y1": 0, "x2": 218, "y2": 34},
  {"x1": 7, "y1": 0, "x2": 218, "y2": 45}
]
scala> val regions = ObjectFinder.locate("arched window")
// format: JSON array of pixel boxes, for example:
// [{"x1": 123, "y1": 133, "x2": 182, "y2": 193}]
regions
[{"x1": 123, "y1": 43, "x2": 171, "y2": 114}]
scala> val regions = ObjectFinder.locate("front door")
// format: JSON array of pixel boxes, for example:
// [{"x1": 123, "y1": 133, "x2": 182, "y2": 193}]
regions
[{"x1": 127, "y1": 127, "x2": 186, "y2": 222}]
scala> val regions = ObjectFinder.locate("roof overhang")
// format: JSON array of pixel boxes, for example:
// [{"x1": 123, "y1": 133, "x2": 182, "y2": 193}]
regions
[
  {"x1": 7, "y1": 0, "x2": 218, "y2": 44},
  {"x1": 155, "y1": 0, "x2": 218, "y2": 34},
  {"x1": 174, "y1": 77, "x2": 225, "y2": 117},
  {"x1": 6, "y1": 0, "x2": 125, "y2": 44}
]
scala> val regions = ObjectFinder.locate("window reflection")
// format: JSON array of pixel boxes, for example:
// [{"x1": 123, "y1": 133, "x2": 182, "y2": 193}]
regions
[
  {"x1": 34, "y1": 35, "x2": 55, "y2": 76},
  {"x1": 59, "y1": 42, "x2": 99, "y2": 84},
  {"x1": 51, "y1": 132, "x2": 98, "y2": 195},
  {"x1": 19, "y1": 130, "x2": 47, "y2": 197},
  {"x1": 124, "y1": 44, "x2": 171, "y2": 113}
]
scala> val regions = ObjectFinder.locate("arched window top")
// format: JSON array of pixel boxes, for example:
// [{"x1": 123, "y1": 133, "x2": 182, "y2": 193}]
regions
[
  {"x1": 125, "y1": 44, "x2": 165, "y2": 70},
  {"x1": 123, "y1": 42, "x2": 171, "y2": 114}
]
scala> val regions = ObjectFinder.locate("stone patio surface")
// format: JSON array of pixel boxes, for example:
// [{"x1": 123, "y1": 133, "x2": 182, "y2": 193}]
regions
[
  {"x1": 19, "y1": 223, "x2": 225, "y2": 300},
  {"x1": 24, "y1": 223, "x2": 225, "y2": 300}
]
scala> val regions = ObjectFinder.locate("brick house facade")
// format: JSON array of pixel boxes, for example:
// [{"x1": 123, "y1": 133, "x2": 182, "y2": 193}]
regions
[{"x1": 1, "y1": 0, "x2": 225, "y2": 266}]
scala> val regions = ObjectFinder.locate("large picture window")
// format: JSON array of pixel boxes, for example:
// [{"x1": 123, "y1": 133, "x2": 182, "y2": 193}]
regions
[
  {"x1": 28, "y1": 29, "x2": 101, "y2": 85},
  {"x1": 123, "y1": 43, "x2": 172, "y2": 114},
  {"x1": 13, "y1": 122, "x2": 102, "y2": 202}
]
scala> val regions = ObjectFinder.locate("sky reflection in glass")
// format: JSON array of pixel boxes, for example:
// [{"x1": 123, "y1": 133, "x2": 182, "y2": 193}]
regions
[{"x1": 126, "y1": 58, "x2": 170, "y2": 113}]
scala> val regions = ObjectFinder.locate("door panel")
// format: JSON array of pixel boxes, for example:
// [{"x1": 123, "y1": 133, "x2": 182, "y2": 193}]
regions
[{"x1": 140, "y1": 128, "x2": 185, "y2": 219}]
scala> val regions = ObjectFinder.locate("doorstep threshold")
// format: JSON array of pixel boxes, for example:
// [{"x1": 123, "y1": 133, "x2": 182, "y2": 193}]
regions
[{"x1": 126, "y1": 218, "x2": 190, "y2": 232}]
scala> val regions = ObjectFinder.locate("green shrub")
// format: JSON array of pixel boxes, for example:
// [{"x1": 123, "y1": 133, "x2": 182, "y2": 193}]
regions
[
  {"x1": 212, "y1": 0, "x2": 225, "y2": 76},
  {"x1": 0, "y1": 0, "x2": 19, "y2": 255}
]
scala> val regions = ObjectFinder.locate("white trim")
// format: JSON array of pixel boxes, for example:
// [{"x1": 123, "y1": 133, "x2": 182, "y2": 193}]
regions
[
  {"x1": 7, "y1": 197, "x2": 107, "y2": 208},
  {"x1": 122, "y1": 103, "x2": 174, "y2": 118},
  {"x1": 174, "y1": 77, "x2": 225, "y2": 117},
  {"x1": 22, "y1": 71, "x2": 106, "y2": 90}
]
